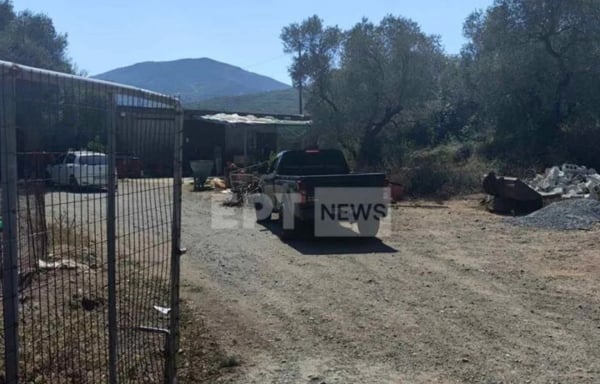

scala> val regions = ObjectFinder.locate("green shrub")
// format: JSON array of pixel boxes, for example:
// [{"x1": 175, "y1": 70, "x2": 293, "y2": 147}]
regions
[{"x1": 391, "y1": 144, "x2": 493, "y2": 198}]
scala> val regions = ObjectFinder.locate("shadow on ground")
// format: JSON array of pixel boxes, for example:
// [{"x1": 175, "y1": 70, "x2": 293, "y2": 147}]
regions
[{"x1": 257, "y1": 220, "x2": 397, "y2": 255}]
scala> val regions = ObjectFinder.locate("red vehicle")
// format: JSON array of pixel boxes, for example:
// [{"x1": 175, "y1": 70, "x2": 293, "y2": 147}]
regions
[
  {"x1": 116, "y1": 155, "x2": 143, "y2": 178},
  {"x1": 17, "y1": 152, "x2": 57, "y2": 180}
]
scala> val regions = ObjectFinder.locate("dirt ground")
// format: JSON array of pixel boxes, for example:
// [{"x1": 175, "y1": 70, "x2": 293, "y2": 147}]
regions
[{"x1": 180, "y1": 188, "x2": 600, "y2": 384}]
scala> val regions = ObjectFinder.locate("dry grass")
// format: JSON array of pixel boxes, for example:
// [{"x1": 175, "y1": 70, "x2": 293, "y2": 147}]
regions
[
  {"x1": 177, "y1": 298, "x2": 229, "y2": 383},
  {"x1": 0, "y1": 209, "x2": 173, "y2": 383}
]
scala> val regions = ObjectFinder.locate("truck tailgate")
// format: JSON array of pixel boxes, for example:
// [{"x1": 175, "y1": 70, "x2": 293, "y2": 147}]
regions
[{"x1": 286, "y1": 173, "x2": 387, "y2": 193}]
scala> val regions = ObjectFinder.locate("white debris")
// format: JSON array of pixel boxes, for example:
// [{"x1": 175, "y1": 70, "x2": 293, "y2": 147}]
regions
[
  {"x1": 527, "y1": 163, "x2": 600, "y2": 200},
  {"x1": 38, "y1": 259, "x2": 89, "y2": 270},
  {"x1": 153, "y1": 305, "x2": 171, "y2": 315}
]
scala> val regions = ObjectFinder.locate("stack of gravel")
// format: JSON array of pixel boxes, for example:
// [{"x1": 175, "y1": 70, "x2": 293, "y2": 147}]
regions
[{"x1": 508, "y1": 198, "x2": 600, "y2": 230}]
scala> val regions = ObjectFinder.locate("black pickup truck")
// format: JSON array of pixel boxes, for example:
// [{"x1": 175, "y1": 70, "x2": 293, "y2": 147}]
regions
[{"x1": 254, "y1": 149, "x2": 388, "y2": 238}]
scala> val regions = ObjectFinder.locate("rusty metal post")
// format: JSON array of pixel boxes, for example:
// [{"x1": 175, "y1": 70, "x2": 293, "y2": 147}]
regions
[
  {"x1": 165, "y1": 106, "x2": 184, "y2": 384},
  {"x1": 1, "y1": 72, "x2": 20, "y2": 383}
]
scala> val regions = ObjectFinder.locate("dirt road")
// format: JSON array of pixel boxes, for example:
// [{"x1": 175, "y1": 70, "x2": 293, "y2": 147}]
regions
[{"x1": 181, "y1": 189, "x2": 600, "y2": 383}]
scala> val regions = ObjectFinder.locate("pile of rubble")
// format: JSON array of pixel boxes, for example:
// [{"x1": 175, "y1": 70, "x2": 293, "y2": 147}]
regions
[{"x1": 527, "y1": 164, "x2": 600, "y2": 200}]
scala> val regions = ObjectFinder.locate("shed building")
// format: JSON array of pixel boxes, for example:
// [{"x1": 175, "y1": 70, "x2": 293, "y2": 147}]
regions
[{"x1": 183, "y1": 110, "x2": 311, "y2": 176}]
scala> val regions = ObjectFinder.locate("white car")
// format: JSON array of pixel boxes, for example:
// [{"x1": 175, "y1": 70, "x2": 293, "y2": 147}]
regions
[{"x1": 47, "y1": 151, "x2": 114, "y2": 189}]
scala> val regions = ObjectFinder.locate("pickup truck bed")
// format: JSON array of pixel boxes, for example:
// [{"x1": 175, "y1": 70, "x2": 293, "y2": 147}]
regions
[{"x1": 256, "y1": 149, "x2": 388, "y2": 238}]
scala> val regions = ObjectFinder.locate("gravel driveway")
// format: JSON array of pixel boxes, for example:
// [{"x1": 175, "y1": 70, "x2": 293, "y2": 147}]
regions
[{"x1": 181, "y1": 189, "x2": 600, "y2": 384}]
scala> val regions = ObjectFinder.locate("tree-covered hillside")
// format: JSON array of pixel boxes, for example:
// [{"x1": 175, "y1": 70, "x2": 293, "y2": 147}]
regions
[{"x1": 193, "y1": 88, "x2": 302, "y2": 115}]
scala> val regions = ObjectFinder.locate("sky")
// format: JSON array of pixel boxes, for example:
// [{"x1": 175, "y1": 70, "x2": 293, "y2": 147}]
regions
[{"x1": 13, "y1": 0, "x2": 493, "y2": 85}]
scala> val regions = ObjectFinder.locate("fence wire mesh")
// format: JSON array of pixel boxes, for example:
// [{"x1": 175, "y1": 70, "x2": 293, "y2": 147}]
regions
[{"x1": 0, "y1": 61, "x2": 183, "y2": 383}]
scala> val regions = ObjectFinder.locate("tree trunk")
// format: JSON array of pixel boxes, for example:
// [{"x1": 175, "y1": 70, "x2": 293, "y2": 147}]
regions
[{"x1": 358, "y1": 133, "x2": 379, "y2": 168}]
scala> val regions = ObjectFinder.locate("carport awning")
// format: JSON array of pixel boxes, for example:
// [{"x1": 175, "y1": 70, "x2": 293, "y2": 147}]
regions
[{"x1": 200, "y1": 113, "x2": 311, "y2": 126}]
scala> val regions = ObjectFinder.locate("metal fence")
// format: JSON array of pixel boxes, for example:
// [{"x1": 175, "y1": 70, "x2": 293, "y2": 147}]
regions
[{"x1": 0, "y1": 61, "x2": 183, "y2": 383}]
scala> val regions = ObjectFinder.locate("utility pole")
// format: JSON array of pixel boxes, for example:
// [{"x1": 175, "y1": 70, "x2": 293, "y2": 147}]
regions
[
  {"x1": 298, "y1": 45, "x2": 303, "y2": 115},
  {"x1": 298, "y1": 80, "x2": 303, "y2": 115}
]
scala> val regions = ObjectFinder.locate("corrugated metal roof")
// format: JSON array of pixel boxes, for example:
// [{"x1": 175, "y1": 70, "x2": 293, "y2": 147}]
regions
[
  {"x1": 0, "y1": 60, "x2": 180, "y2": 107},
  {"x1": 200, "y1": 113, "x2": 311, "y2": 125}
]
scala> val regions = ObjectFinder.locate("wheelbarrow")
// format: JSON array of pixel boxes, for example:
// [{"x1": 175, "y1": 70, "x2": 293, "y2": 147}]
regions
[{"x1": 190, "y1": 160, "x2": 214, "y2": 191}]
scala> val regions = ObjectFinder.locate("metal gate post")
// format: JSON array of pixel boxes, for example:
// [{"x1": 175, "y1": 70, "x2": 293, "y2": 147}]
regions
[
  {"x1": 1, "y1": 72, "x2": 20, "y2": 383},
  {"x1": 165, "y1": 106, "x2": 184, "y2": 384},
  {"x1": 106, "y1": 92, "x2": 119, "y2": 384}
]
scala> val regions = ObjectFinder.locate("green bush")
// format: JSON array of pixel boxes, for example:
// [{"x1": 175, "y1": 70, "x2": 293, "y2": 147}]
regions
[{"x1": 391, "y1": 144, "x2": 493, "y2": 198}]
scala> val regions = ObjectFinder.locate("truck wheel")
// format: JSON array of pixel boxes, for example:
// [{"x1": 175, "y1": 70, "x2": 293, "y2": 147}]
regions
[
  {"x1": 358, "y1": 218, "x2": 380, "y2": 237},
  {"x1": 252, "y1": 192, "x2": 272, "y2": 223},
  {"x1": 255, "y1": 203, "x2": 272, "y2": 223}
]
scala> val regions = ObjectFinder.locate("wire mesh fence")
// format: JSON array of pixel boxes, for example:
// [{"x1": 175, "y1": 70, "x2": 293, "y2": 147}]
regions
[{"x1": 0, "y1": 61, "x2": 183, "y2": 383}]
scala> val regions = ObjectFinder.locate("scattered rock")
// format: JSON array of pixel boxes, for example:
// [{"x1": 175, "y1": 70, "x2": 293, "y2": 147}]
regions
[{"x1": 219, "y1": 355, "x2": 241, "y2": 369}]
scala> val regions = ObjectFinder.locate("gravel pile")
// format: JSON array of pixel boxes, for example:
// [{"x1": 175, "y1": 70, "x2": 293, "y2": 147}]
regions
[{"x1": 508, "y1": 198, "x2": 600, "y2": 230}]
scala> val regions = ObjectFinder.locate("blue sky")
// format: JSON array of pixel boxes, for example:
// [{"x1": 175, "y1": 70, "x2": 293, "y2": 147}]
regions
[{"x1": 13, "y1": 0, "x2": 493, "y2": 85}]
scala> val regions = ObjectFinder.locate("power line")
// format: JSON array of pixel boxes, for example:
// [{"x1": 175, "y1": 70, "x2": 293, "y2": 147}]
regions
[{"x1": 243, "y1": 54, "x2": 289, "y2": 70}]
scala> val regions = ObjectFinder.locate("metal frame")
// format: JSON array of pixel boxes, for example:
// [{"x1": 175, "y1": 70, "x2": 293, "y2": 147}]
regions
[
  {"x1": 0, "y1": 60, "x2": 183, "y2": 383},
  {"x1": 106, "y1": 92, "x2": 119, "y2": 384},
  {"x1": 166, "y1": 106, "x2": 184, "y2": 384},
  {"x1": 1, "y1": 69, "x2": 20, "y2": 384}
]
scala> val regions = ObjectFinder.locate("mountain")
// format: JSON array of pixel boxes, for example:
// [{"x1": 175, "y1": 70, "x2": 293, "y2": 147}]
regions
[
  {"x1": 194, "y1": 88, "x2": 303, "y2": 115},
  {"x1": 93, "y1": 58, "x2": 291, "y2": 103}
]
